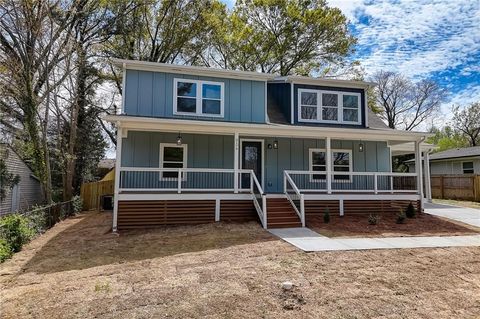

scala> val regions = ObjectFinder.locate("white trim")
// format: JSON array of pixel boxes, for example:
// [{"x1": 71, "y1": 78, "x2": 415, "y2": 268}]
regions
[
  {"x1": 215, "y1": 199, "x2": 220, "y2": 222},
  {"x1": 118, "y1": 193, "x2": 254, "y2": 201},
  {"x1": 234, "y1": 132, "x2": 239, "y2": 193},
  {"x1": 364, "y1": 88, "x2": 369, "y2": 127},
  {"x1": 297, "y1": 89, "x2": 362, "y2": 125},
  {"x1": 112, "y1": 125, "x2": 123, "y2": 232},
  {"x1": 303, "y1": 193, "x2": 421, "y2": 201},
  {"x1": 240, "y1": 139, "x2": 265, "y2": 188},
  {"x1": 173, "y1": 78, "x2": 225, "y2": 118},
  {"x1": 309, "y1": 148, "x2": 353, "y2": 182},
  {"x1": 461, "y1": 160, "x2": 474, "y2": 174},
  {"x1": 121, "y1": 63, "x2": 126, "y2": 114},
  {"x1": 104, "y1": 115, "x2": 432, "y2": 141},
  {"x1": 159, "y1": 143, "x2": 188, "y2": 180}
]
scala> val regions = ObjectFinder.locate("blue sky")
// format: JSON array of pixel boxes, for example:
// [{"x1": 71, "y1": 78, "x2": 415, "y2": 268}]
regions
[{"x1": 223, "y1": 0, "x2": 480, "y2": 126}]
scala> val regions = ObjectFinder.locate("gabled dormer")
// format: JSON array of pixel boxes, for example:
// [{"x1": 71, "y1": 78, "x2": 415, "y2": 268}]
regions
[{"x1": 267, "y1": 76, "x2": 372, "y2": 128}]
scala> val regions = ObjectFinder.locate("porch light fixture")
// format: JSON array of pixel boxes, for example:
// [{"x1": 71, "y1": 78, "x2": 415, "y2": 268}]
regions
[
  {"x1": 273, "y1": 140, "x2": 278, "y2": 149},
  {"x1": 358, "y1": 143, "x2": 364, "y2": 152},
  {"x1": 176, "y1": 133, "x2": 182, "y2": 146}
]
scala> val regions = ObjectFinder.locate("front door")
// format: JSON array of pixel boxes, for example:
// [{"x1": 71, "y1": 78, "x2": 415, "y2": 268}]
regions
[{"x1": 241, "y1": 141, "x2": 263, "y2": 189}]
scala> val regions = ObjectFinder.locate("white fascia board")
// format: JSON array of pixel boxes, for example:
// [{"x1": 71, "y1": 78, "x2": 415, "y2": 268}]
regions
[
  {"x1": 103, "y1": 115, "x2": 432, "y2": 142},
  {"x1": 112, "y1": 59, "x2": 276, "y2": 81},
  {"x1": 274, "y1": 76, "x2": 375, "y2": 90}
]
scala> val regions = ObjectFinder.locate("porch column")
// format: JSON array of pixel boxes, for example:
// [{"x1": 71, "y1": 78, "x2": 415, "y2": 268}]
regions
[
  {"x1": 234, "y1": 132, "x2": 239, "y2": 193},
  {"x1": 326, "y1": 137, "x2": 332, "y2": 194},
  {"x1": 112, "y1": 125, "x2": 123, "y2": 232},
  {"x1": 414, "y1": 140, "x2": 424, "y2": 210},
  {"x1": 424, "y1": 150, "x2": 432, "y2": 202}
]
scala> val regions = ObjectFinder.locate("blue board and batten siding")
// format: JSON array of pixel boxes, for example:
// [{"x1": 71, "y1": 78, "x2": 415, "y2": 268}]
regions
[
  {"x1": 123, "y1": 70, "x2": 266, "y2": 123},
  {"x1": 121, "y1": 131, "x2": 390, "y2": 193}
]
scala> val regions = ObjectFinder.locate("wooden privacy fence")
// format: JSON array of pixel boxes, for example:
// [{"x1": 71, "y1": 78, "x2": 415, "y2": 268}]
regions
[
  {"x1": 80, "y1": 180, "x2": 114, "y2": 210},
  {"x1": 431, "y1": 175, "x2": 480, "y2": 201}
]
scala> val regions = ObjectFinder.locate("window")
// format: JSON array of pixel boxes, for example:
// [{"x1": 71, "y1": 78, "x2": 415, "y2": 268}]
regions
[
  {"x1": 298, "y1": 89, "x2": 361, "y2": 124},
  {"x1": 309, "y1": 149, "x2": 352, "y2": 181},
  {"x1": 160, "y1": 143, "x2": 187, "y2": 179},
  {"x1": 174, "y1": 79, "x2": 224, "y2": 117},
  {"x1": 462, "y1": 161, "x2": 474, "y2": 174}
]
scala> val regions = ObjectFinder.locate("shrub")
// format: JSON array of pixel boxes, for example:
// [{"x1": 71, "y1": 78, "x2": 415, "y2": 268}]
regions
[
  {"x1": 0, "y1": 214, "x2": 34, "y2": 253},
  {"x1": 26, "y1": 206, "x2": 49, "y2": 234},
  {"x1": 368, "y1": 213, "x2": 379, "y2": 225},
  {"x1": 72, "y1": 195, "x2": 83, "y2": 214},
  {"x1": 405, "y1": 202, "x2": 416, "y2": 218},
  {"x1": 396, "y1": 210, "x2": 406, "y2": 224},
  {"x1": 0, "y1": 239, "x2": 12, "y2": 262},
  {"x1": 323, "y1": 208, "x2": 330, "y2": 223}
]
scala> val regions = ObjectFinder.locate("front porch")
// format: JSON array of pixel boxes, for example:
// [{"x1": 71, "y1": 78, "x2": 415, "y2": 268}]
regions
[
  {"x1": 112, "y1": 118, "x2": 432, "y2": 231},
  {"x1": 115, "y1": 167, "x2": 422, "y2": 230}
]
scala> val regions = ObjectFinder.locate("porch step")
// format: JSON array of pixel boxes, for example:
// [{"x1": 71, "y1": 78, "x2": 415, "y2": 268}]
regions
[{"x1": 266, "y1": 198, "x2": 302, "y2": 228}]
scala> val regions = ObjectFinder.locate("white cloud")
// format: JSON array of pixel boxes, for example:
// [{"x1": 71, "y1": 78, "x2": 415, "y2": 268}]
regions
[{"x1": 328, "y1": 0, "x2": 480, "y2": 79}]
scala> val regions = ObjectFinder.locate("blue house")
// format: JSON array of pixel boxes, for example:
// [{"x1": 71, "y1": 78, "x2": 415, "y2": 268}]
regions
[{"x1": 105, "y1": 59, "x2": 433, "y2": 231}]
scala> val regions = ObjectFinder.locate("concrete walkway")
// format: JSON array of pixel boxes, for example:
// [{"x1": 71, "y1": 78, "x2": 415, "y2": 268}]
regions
[
  {"x1": 424, "y1": 202, "x2": 480, "y2": 227},
  {"x1": 270, "y1": 202, "x2": 480, "y2": 252},
  {"x1": 269, "y1": 227, "x2": 480, "y2": 252}
]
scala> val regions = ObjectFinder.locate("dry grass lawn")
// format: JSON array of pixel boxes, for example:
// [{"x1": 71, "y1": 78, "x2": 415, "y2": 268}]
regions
[{"x1": 1, "y1": 211, "x2": 479, "y2": 318}]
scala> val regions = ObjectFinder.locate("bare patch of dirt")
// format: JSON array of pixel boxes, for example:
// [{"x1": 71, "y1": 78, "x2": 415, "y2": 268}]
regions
[
  {"x1": 1, "y1": 211, "x2": 479, "y2": 319},
  {"x1": 308, "y1": 211, "x2": 480, "y2": 238}
]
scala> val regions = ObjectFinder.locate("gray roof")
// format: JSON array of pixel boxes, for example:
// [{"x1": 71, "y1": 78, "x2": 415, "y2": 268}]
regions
[
  {"x1": 367, "y1": 109, "x2": 390, "y2": 129},
  {"x1": 428, "y1": 146, "x2": 480, "y2": 161},
  {"x1": 406, "y1": 146, "x2": 480, "y2": 164}
]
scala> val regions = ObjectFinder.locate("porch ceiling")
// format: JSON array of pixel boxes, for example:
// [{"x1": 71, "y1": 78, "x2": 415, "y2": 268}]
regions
[
  {"x1": 104, "y1": 114, "x2": 432, "y2": 143},
  {"x1": 390, "y1": 141, "x2": 436, "y2": 156}
]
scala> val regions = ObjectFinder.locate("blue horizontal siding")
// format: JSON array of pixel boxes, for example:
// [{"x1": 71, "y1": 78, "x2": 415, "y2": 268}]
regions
[{"x1": 124, "y1": 70, "x2": 266, "y2": 123}]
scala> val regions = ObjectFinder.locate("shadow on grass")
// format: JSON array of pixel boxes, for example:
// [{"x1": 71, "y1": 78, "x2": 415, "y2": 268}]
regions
[{"x1": 22, "y1": 211, "x2": 277, "y2": 274}]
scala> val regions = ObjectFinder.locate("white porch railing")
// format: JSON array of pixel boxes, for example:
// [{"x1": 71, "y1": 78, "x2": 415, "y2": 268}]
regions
[
  {"x1": 284, "y1": 171, "x2": 305, "y2": 227},
  {"x1": 118, "y1": 167, "x2": 267, "y2": 228},
  {"x1": 284, "y1": 170, "x2": 418, "y2": 194}
]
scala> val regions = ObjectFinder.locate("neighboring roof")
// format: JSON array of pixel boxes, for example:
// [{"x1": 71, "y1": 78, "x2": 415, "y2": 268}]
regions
[
  {"x1": 404, "y1": 146, "x2": 480, "y2": 164},
  {"x1": 98, "y1": 159, "x2": 115, "y2": 170},
  {"x1": 112, "y1": 59, "x2": 277, "y2": 81},
  {"x1": 272, "y1": 75, "x2": 375, "y2": 89},
  {"x1": 430, "y1": 146, "x2": 480, "y2": 161}
]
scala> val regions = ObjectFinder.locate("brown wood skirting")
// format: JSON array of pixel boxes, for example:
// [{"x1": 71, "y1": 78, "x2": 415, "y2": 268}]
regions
[
  {"x1": 305, "y1": 200, "x2": 421, "y2": 225},
  {"x1": 343, "y1": 200, "x2": 421, "y2": 215},
  {"x1": 117, "y1": 200, "x2": 215, "y2": 229},
  {"x1": 220, "y1": 200, "x2": 258, "y2": 222}
]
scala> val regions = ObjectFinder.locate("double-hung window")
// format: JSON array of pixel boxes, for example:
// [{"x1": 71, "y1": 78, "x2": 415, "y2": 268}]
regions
[
  {"x1": 309, "y1": 149, "x2": 352, "y2": 181},
  {"x1": 174, "y1": 78, "x2": 224, "y2": 117},
  {"x1": 160, "y1": 143, "x2": 187, "y2": 180},
  {"x1": 298, "y1": 89, "x2": 361, "y2": 124},
  {"x1": 462, "y1": 162, "x2": 474, "y2": 174}
]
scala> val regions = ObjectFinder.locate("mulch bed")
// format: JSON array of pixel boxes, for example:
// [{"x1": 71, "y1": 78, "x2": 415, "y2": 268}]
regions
[{"x1": 307, "y1": 212, "x2": 480, "y2": 238}]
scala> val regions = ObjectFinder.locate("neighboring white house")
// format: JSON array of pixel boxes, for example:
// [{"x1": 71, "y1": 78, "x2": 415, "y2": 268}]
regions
[
  {"x1": 406, "y1": 146, "x2": 480, "y2": 175},
  {"x1": 0, "y1": 144, "x2": 44, "y2": 215}
]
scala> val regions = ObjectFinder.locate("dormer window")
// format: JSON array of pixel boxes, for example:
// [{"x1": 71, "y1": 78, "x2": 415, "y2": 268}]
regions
[
  {"x1": 298, "y1": 89, "x2": 361, "y2": 125},
  {"x1": 174, "y1": 78, "x2": 224, "y2": 117}
]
